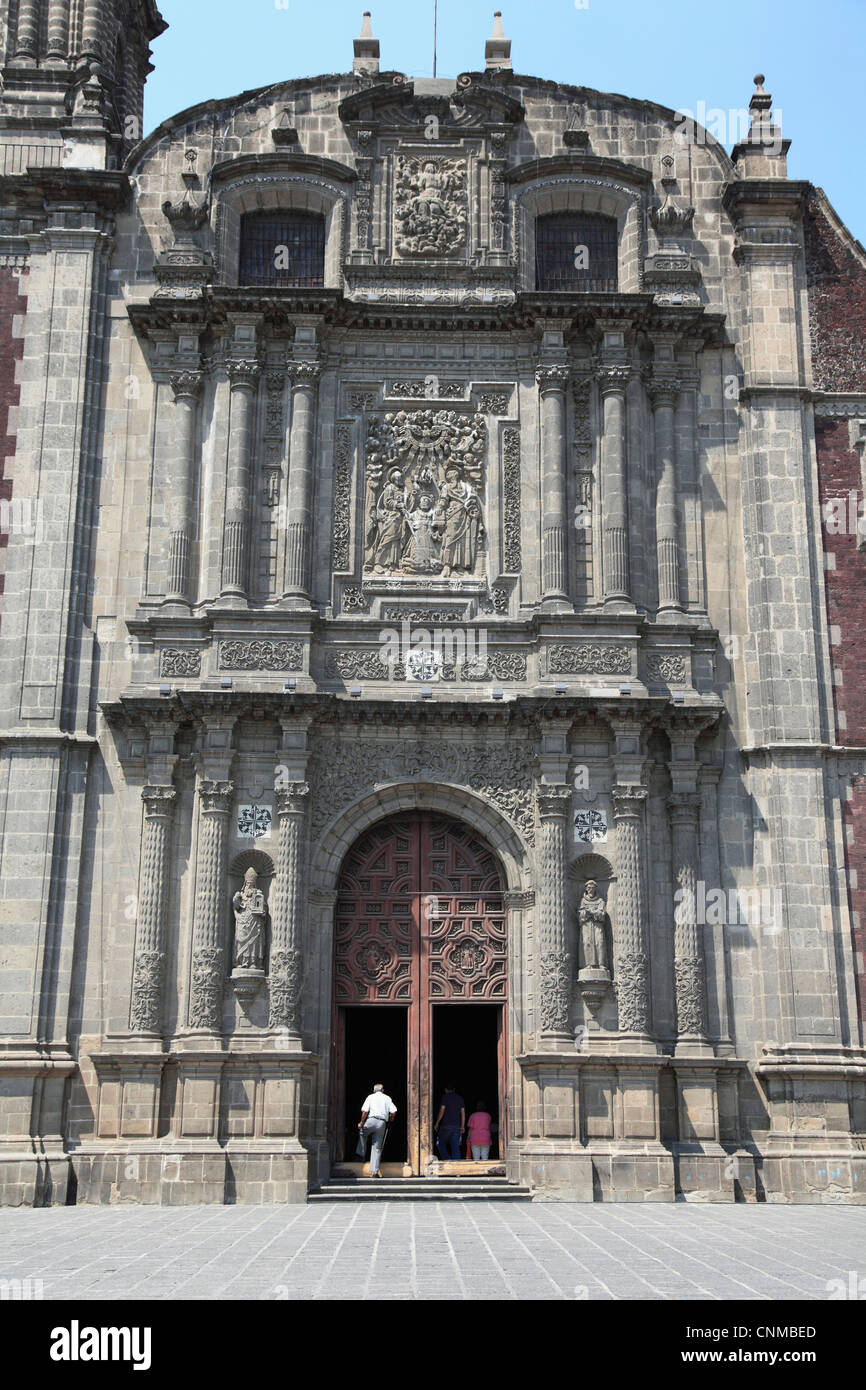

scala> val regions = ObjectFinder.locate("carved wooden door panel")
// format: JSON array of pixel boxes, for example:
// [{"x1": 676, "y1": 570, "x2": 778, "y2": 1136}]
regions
[{"x1": 333, "y1": 812, "x2": 506, "y2": 1174}]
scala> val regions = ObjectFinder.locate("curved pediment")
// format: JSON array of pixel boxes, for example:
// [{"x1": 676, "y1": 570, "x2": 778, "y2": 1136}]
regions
[{"x1": 339, "y1": 77, "x2": 525, "y2": 134}]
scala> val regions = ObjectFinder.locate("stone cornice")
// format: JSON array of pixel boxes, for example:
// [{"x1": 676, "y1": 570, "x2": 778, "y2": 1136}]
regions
[
  {"x1": 211, "y1": 151, "x2": 358, "y2": 187},
  {"x1": 506, "y1": 152, "x2": 652, "y2": 188}
]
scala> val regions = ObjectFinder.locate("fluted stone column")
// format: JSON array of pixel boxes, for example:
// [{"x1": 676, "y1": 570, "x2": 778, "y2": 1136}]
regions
[
  {"x1": 669, "y1": 792, "x2": 708, "y2": 1043},
  {"x1": 220, "y1": 361, "x2": 260, "y2": 601},
  {"x1": 269, "y1": 782, "x2": 309, "y2": 1039},
  {"x1": 649, "y1": 377, "x2": 682, "y2": 615},
  {"x1": 130, "y1": 786, "x2": 177, "y2": 1033},
  {"x1": 536, "y1": 364, "x2": 571, "y2": 609},
  {"x1": 14, "y1": 1, "x2": 41, "y2": 60},
  {"x1": 46, "y1": 0, "x2": 71, "y2": 60},
  {"x1": 167, "y1": 370, "x2": 202, "y2": 605},
  {"x1": 283, "y1": 361, "x2": 321, "y2": 606},
  {"x1": 188, "y1": 781, "x2": 234, "y2": 1031},
  {"x1": 611, "y1": 785, "x2": 651, "y2": 1038},
  {"x1": 537, "y1": 786, "x2": 573, "y2": 1042},
  {"x1": 598, "y1": 366, "x2": 631, "y2": 607}
]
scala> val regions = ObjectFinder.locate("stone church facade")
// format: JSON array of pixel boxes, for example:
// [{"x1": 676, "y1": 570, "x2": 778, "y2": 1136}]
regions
[{"x1": 1, "y1": 5, "x2": 865, "y2": 1205}]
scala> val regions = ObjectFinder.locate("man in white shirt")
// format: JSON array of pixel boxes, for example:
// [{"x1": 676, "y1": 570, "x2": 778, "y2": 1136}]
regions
[{"x1": 358, "y1": 1083, "x2": 397, "y2": 1178}]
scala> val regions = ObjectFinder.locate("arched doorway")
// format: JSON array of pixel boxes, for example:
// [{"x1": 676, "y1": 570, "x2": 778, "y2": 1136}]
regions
[{"x1": 329, "y1": 811, "x2": 507, "y2": 1174}]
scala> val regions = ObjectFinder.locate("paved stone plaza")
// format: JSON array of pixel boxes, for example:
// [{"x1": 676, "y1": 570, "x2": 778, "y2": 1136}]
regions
[{"x1": 1, "y1": 1204, "x2": 864, "y2": 1301}]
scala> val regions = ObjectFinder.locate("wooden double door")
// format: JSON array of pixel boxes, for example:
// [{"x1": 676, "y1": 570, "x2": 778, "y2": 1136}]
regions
[{"x1": 330, "y1": 812, "x2": 508, "y2": 1173}]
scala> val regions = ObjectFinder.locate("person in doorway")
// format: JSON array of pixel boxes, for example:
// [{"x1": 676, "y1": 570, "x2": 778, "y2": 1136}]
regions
[
  {"x1": 358, "y1": 1083, "x2": 397, "y2": 1178},
  {"x1": 467, "y1": 1100, "x2": 493, "y2": 1161},
  {"x1": 434, "y1": 1084, "x2": 465, "y2": 1160}
]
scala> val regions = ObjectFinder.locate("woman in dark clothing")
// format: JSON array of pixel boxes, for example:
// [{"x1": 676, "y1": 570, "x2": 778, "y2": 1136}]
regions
[{"x1": 434, "y1": 1084, "x2": 465, "y2": 1159}]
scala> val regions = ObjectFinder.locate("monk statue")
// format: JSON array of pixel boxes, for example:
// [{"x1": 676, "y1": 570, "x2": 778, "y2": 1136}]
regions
[
  {"x1": 578, "y1": 879, "x2": 610, "y2": 976},
  {"x1": 232, "y1": 866, "x2": 267, "y2": 972}
]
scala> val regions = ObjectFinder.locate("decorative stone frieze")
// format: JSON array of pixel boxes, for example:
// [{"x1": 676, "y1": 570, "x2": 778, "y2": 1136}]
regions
[
  {"x1": 548, "y1": 643, "x2": 630, "y2": 675},
  {"x1": 502, "y1": 426, "x2": 522, "y2": 573},
  {"x1": 160, "y1": 648, "x2": 201, "y2": 678},
  {"x1": 218, "y1": 640, "x2": 303, "y2": 671},
  {"x1": 331, "y1": 422, "x2": 353, "y2": 572},
  {"x1": 645, "y1": 653, "x2": 687, "y2": 683}
]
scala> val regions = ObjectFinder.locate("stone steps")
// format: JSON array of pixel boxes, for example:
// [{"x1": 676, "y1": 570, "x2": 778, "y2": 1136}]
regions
[{"x1": 309, "y1": 1176, "x2": 533, "y2": 1202}]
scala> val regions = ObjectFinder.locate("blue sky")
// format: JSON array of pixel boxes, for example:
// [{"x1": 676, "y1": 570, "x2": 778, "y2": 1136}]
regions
[{"x1": 145, "y1": 0, "x2": 866, "y2": 240}]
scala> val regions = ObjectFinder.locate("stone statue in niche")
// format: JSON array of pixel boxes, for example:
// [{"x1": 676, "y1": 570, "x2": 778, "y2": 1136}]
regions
[
  {"x1": 394, "y1": 155, "x2": 468, "y2": 258},
  {"x1": 363, "y1": 410, "x2": 487, "y2": 578},
  {"x1": 578, "y1": 879, "x2": 611, "y2": 975},
  {"x1": 232, "y1": 866, "x2": 267, "y2": 972}
]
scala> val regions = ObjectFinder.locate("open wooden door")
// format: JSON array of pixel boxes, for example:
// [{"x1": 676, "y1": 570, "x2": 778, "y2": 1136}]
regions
[{"x1": 332, "y1": 811, "x2": 507, "y2": 1175}]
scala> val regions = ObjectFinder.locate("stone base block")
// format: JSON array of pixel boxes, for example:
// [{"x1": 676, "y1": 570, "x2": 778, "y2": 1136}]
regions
[
  {"x1": 673, "y1": 1148, "x2": 736, "y2": 1202},
  {"x1": 516, "y1": 1147, "x2": 594, "y2": 1200},
  {"x1": 73, "y1": 1149, "x2": 226, "y2": 1205},
  {"x1": 592, "y1": 1148, "x2": 676, "y2": 1201},
  {"x1": 225, "y1": 1148, "x2": 310, "y2": 1204},
  {"x1": 0, "y1": 1153, "x2": 70, "y2": 1207},
  {"x1": 757, "y1": 1153, "x2": 866, "y2": 1204}
]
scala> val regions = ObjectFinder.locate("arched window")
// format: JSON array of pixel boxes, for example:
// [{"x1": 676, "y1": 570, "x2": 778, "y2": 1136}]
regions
[
  {"x1": 535, "y1": 212, "x2": 618, "y2": 292},
  {"x1": 238, "y1": 210, "x2": 325, "y2": 287}
]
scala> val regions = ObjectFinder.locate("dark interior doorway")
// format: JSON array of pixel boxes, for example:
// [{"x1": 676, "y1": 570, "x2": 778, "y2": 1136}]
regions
[
  {"x1": 432, "y1": 1005, "x2": 502, "y2": 1160},
  {"x1": 342, "y1": 1007, "x2": 408, "y2": 1162}
]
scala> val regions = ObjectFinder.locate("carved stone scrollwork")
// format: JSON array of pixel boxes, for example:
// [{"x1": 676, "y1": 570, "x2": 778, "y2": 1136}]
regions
[
  {"x1": 219, "y1": 640, "x2": 303, "y2": 671},
  {"x1": 548, "y1": 643, "x2": 630, "y2": 675},
  {"x1": 189, "y1": 947, "x2": 224, "y2": 1030},
  {"x1": 540, "y1": 951, "x2": 572, "y2": 1033},
  {"x1": 611, "y1": 785, "x2": 651, "y2": 1036},
  {"x1": 674, "y1": 956, "x2": 707, "y2": 1037},
  {"x1": 502, "y1": 426, "x2": 521, "y2": 573},
  {"x1": 646, "y1": 653, "x2": 687, "y2": 683},
  {"x1": 332, "y1": 422, "x2": 353, "y2": 572},
  {"x1": 614, "y1": 951, "x2": 651, "y2": 1033},
  {"x1": 189, "y1": 778, "x2": 234, "y2": 1030},
  {"x1": 160, "y1": 648, "x2": 201, "y2": 678},
  {"x1": 130, "y1": 950, "x2": 166, "y2": 1033},
  {"x1": 269, "y1": 948, "x2": 303, "y2": 1032},
  {"x1": 269, "y1": 781, "x2": 310, "y2": 1036}
]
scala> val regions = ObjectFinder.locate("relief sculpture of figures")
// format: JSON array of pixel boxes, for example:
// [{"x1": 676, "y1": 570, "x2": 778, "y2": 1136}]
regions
[
  {"x1": 578, "y1": 880, "x2": 611, "y2": 977},
  {"x1": 363, "y1": 409, "x2": 487, "y2": 578},
  {"x1": 232, "y1": 867, "x2": 267, "y2": 971},
  {"x1": 394, "y1": 156, "x2": 468, "y2": 258}
]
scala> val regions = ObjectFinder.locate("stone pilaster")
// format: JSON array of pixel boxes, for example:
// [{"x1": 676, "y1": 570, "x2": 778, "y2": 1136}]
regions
[
  {"x1": 648, "y1": 375, "x2": 682, "y2": 616},
  {"x1": 537, "y1": 785, "x2": 573, "y2": 1044},
  {"x1": 188, "y1": 780, "x2": 234, "y2": 1032},
  {"x1": 610, "y1": 785, "x2": 651, "y2": 1040},
  {"x1": 167, "y1": 370, "x2": 202, "y2": 605},
  {"x1": 669, "y1": 792, "x2": 708, "y2": 1046},
  {"x1": 269, "y1": 782, "x2": 310, "y2": 1040},
  {"x1": 130, "y1": 785, "x2": 177, "y2": 1034},
  {"x1": 283, "y1": 360, "x2": 322, "y2": 607},
  {"x1": 535, "y1": 364, "x2": 571, "y2": 610},
  {"x1": 220, "y1": 360, "x2": 260, "y2": 602},
  {"x1": 598, "y1": 365, "x2": 631, "y2": 608}
]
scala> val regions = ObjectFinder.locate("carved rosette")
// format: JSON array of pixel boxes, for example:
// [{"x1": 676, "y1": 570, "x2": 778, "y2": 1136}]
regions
[
  {"x1": 540, "y1": 951, "x2": 572, "y2": 1033},
  {"x1": 130, "y1": 786, "x2": 177, "y2": 1033}
]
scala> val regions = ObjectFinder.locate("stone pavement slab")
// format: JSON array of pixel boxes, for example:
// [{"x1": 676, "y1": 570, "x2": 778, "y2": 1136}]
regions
[{"x1": 1, "y1": 1203, "x2": 865, "y2": 1301}]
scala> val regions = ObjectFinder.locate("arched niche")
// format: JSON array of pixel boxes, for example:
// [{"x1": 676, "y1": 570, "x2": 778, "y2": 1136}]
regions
[{"x1": 514, "y1": 172, "x2": 644, "y2": 294}]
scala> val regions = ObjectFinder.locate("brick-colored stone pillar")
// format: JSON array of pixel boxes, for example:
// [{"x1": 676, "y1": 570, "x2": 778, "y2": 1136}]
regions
[
  {"x1": 611, "y1": 785, "x2": 651, "y2": 1038},
  {"x1": 167, "y1": 370, "x2": 202, "y2": 605},
  {"x1": 598, "y1": 366, "x2": 631, "y2": 607},
  {"x1": 269, "y1": 781, "x2": 309, "y2": 1039},
  {"x1": 669, "y1": 792, "x2": 708, "y2": 1043},
  {"x1": 283, "y1": 361, "x2": 321, "y2": 606},
  {"x1": 46, "y1": 0, "x2": 71, "y2": 60},
  {"x1": 188, "y1": 780, "x2": 234, "y2": 1031},
  {"x1": 220, "y1": 360, "x2": 260, "y2": 601},
  {"x1": 536, "y1": 364, "x2": 571, "y2": 609},
  {"x1": 648, "y1": 376, "x2": 682, "y2": 615},
  {"x1": 537, "y1": 786, "x2": 573, "y2": 1043},
  {"x1": 130, "y1": 786, "x2": 177, "y2": 1033}
]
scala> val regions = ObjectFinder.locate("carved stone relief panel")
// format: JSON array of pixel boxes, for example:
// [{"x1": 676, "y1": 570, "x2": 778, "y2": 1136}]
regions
[
  {"x1": 394, "y1": 155, "x2": 468, "y2": 258},
  {"x1": 363, "y1": 409, "x2": 487, "y2": 580}
]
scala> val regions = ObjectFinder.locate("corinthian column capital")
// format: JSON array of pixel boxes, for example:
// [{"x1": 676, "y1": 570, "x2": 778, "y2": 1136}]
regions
[
  {"x1": 199, "y1": 780, "x2": 234, "y2": 815},
  {"x1": 596, "y1": 364, "x2": 631, "y2": 395},
  {"x1": 646, "y1": 376, "x2": 681, "y2": 409},
  {"x1": 169, "y1": 370, "x2": 204, "y2": 402},
  {"x1": 536, "y1": 784, "x2": 572, "y2": 819},
  {"x1": 535, "y1": 363, "x2": 570, "y2": 394},
  {"x1": 287, "y1": 359, "x2": 322, "y2": 388},
  {"x1": 227, "y1": 359, "x2": 261, "y2": 390},
  {"x1": 276, "y1": 781, "x2": 311, "y2": 816}
]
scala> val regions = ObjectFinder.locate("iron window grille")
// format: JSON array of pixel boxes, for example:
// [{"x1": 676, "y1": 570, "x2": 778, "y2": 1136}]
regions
[
  {"x1": 239, "y1": 211, "x2": 326, "y2": 288},
  {"x1": 535, "y1": 212, "x2": 618, "y2": 293}
]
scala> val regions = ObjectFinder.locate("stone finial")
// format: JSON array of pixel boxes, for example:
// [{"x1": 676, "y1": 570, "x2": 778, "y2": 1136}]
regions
[
  {"x1": 485, "y1": 10, "x2": 513, "y2": 72},
  {"x1": 731, "y1": 70, "x2": 788, "y2": 175},
  {"x1": 354, "y1": 11, "x2": 380, "y2": 75}
]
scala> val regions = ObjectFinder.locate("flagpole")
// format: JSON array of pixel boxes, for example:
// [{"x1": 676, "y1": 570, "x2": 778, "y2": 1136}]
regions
[{"x1": 433, "y1": 0, "x2": 438, "y2": 77}]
